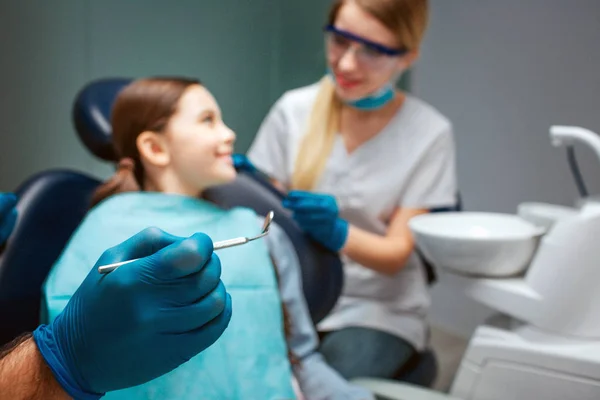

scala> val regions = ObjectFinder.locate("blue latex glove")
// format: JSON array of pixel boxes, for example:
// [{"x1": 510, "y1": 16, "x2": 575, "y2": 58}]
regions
[
  {"x1": 283, "y1": 190, "x2": 349, "y2": 252},
  {"x1": 33, "y1": 228, "x2": 232, "y2": 399},
  {"x1": 232, "y1": 153, "x2": 258, "y2": 173},
  {"x1": 0, "y1": 193, "x2": 17, "y2": 246}
]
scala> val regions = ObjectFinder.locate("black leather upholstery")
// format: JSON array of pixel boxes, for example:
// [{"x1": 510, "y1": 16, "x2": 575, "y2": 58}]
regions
[
  {"x1": 204, "y1": 171, "x2": 344, "y2": 324},
  {"x1": 72, "y1": 77, "x2": 130, "y2": 162},
  {"x1": 0, "y1": 170, "x2": 100, "y2": 345}
]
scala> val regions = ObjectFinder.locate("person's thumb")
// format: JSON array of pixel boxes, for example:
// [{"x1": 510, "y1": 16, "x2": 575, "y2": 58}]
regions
[
  {"x1": 142, "y1": 232, "x2": 215, "y2": 281},
  {"x1": 97, "y1": 227, "x2": 183, "y2": 267}
]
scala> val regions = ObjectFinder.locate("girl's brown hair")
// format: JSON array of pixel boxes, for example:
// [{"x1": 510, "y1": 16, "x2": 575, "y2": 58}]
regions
[{"x1": 90, "y1": 77, "x2": 200, "y2": 207}]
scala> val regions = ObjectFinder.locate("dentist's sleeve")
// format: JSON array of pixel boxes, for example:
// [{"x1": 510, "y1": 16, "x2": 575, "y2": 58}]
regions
[{"x1": 265, "y1": 222, "x2": 374, "y2": 400}]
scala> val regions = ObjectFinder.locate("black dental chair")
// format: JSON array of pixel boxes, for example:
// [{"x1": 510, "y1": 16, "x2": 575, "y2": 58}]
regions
[{"x1": 0, "y1": 77, "x2": 452, "y2": 389}]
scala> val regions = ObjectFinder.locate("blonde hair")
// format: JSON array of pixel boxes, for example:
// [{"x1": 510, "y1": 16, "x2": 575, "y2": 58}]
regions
[{"x1": 291, "y1": 0, "x2": 429, "y2": 190}]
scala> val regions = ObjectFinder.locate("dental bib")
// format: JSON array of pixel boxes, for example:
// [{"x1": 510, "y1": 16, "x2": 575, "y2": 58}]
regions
[{"x1": 42, "y1": 192, "x2": 295, "y2": 400}]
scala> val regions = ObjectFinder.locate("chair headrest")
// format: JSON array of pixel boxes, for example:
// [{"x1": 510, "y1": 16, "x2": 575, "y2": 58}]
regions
[{"x1": 72, "y1": 78, "x2": 133, "y2": 161}]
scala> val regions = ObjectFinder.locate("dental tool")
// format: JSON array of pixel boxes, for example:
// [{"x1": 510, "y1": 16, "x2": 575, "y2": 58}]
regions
[{"x1": 97, "y1": 211, "x2": 275, "y2": 274}]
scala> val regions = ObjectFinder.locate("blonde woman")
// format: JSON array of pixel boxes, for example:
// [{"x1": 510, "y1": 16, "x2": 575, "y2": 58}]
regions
[{"x1": 247, "y1": 0, "x2": 457, "y2": 379}]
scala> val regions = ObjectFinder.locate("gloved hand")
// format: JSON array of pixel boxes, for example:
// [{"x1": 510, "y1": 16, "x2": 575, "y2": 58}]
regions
[
  {"x1": 283, "y1": 190, "x2": 349, "y2": 252},
  {"x1": 232, "y1": 153, "x2": 258, "y2": 173},
  {"x1": 0, "y1": 193, "x2": 17, "y2": 246},
  {"x1": 33, "y1": 228, "x2": 232, "y2": 399}
]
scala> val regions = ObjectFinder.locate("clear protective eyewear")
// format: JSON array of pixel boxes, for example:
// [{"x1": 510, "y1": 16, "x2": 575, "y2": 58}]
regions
[{"x1": 324, "y1": 25, "x2": 407, "y2": 69}]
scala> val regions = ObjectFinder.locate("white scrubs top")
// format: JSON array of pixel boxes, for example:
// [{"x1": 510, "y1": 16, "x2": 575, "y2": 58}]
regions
[{"x1": 248, "y1": 83, "x2": 457, "y2": 350}]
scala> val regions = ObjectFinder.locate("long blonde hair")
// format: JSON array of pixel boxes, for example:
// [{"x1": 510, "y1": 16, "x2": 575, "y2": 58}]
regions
[{"x1": 291, "y1": 0, "x2": 429, "y2": 191}]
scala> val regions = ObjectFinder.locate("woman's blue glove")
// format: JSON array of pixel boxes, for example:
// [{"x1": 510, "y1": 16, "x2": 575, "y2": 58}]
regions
[
  {"x1": 232, "y1": 153, "x2": 258, "y2": 173},
  {"x1": 33, "y1": 227, "x2": 232, "y2": 399},
  {"x1": 0, "y1": 193, "x2": 18, "y2": 245},
  {"x1": 283, "y1": 190, "x2": 349, "y2": 252}
]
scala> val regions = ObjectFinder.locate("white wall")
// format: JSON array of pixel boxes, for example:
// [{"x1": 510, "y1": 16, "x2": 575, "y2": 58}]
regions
[
  {"x1": 414, "y1": 0, "x2": 600, "y2": 337},
  {"x1": 0, "y1": 0, "x2": 91, "y2": 189}
]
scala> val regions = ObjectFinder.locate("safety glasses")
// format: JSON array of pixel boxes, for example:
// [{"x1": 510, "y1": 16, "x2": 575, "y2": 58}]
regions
[{"x1": 324, "y1": 25, "x2": 407, "y2": 69}]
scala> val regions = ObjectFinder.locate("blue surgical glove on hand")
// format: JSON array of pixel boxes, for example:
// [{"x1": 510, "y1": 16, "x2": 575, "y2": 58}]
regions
[
  {"x1": 283, "y1": 190, "x2": 349, "y2": 252},
  {"x1": 0, "y1": 193, "x2": 17, "y2": 246},
  {"x1": 232, "y1": 153, "x2": 258, "y2": 173},
  {"x1": 33, "y1": 228, "x2": 232, "y2": 399}
]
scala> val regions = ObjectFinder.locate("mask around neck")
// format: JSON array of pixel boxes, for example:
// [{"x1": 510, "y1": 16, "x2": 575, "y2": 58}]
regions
[{"x1": 327, "y1": 69, "x2": 395, "y2": 111}]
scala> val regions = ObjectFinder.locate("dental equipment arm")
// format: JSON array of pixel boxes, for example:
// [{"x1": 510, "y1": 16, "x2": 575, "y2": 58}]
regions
[
  {"x1": 550, "y1": 126, "x2": 600, "y2": 159},
  {"x1": 550, "y1": 126, "x2": 600, "y2": 198}
]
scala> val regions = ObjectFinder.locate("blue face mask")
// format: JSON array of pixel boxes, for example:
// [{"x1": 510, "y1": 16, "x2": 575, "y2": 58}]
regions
[{"x1": 327, "y1": 69, "x2": 395, "y2": 111}]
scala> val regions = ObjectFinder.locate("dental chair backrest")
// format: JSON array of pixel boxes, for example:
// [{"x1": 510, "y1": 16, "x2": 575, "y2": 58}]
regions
[
  {"x1": 73, "y1": 78, "x2": 344, "y2": 325},
  {"x1": 0, "y1": 170, "x2": 101, "y2": 345}
]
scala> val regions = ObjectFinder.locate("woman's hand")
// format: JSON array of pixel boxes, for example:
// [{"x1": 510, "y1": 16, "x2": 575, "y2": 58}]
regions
[
  {"x1": 232, "y1": 153, "x2": 258, "y2": 173},
  {"x1": 283, "y1": 190, "x2": 349, "y2": 252}
]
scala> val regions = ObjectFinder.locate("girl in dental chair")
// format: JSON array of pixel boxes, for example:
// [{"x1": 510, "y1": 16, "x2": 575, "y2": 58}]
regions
[{"x1": 42, "y1": 77, "x2": 372, "y2": 400}]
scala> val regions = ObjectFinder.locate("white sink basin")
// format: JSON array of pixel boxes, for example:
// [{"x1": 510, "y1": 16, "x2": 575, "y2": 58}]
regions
[{"x1": 409, "y1": 212, "x2": 544, "y2": 277}]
